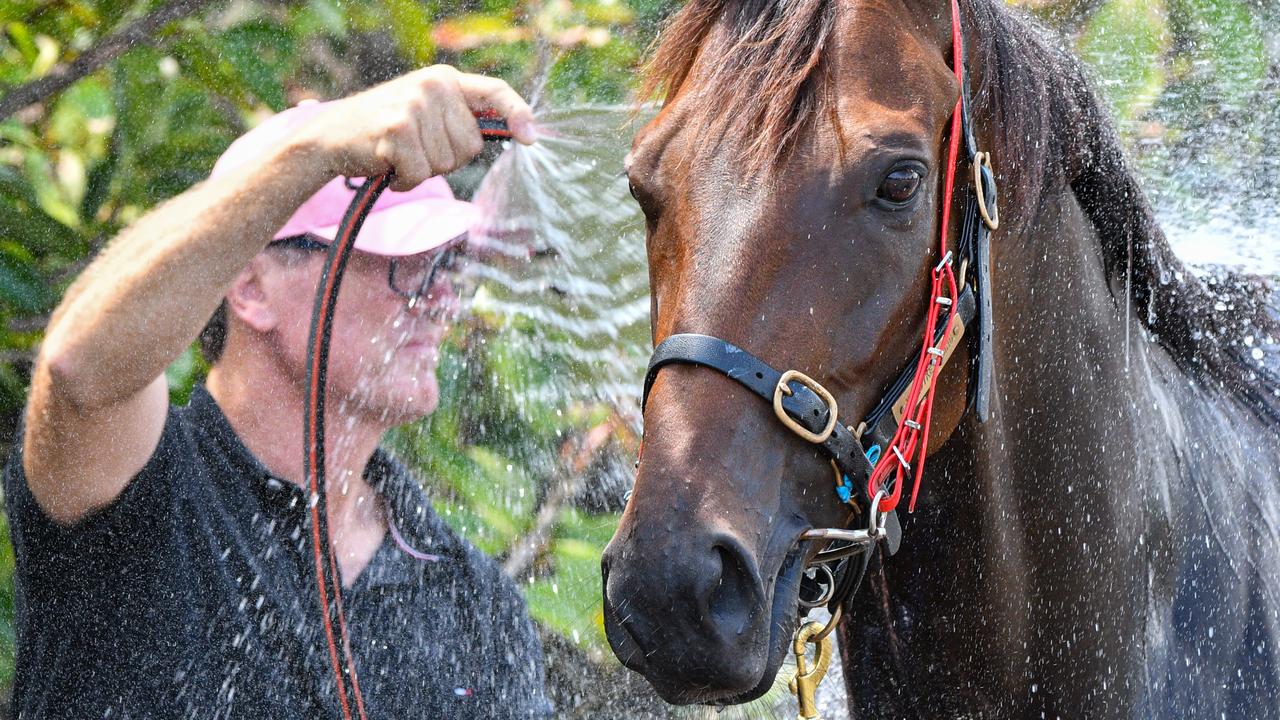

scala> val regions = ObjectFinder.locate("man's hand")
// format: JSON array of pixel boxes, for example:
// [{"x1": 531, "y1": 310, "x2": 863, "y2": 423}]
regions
[{"x1": 296, "y1": 65, "x2": 536, "y2": 192}]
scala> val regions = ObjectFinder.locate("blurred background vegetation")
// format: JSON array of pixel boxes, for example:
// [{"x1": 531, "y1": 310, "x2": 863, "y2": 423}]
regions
[{"x1": 0, "y1": 0, "x2": 1277, "y2": 716}]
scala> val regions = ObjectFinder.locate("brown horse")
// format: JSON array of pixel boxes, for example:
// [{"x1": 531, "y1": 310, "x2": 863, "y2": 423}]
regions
[{"x1": 600, "y1": 0, "x2": 1280, "y2": 716}]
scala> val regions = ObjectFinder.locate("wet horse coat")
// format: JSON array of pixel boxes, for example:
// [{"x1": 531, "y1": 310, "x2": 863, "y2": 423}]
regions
[{"x1": 601, "y1": 0, "x2": 1280, "y2": 716}]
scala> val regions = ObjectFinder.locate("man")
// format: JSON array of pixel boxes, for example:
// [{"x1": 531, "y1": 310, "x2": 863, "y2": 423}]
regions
[{"x1": 4, "y1": 66, "x2": 549, "y2": 718}]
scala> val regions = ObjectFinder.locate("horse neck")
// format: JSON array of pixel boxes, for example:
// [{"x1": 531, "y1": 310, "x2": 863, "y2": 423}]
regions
[
  {"x1": 971, "y1": 176, "x2": 1165, "y2": 537},
  {"x1": 838, "y1": 179, "x2": 1173, "y2": 716}
]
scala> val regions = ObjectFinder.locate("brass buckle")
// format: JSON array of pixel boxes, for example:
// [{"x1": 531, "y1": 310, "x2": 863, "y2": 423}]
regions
[
  {"x1": 773, "y1": 370, "x2": 838, "y2": 444},
  {"x1": 973, "y1": 151, "x2": 999, "y2": 231}
]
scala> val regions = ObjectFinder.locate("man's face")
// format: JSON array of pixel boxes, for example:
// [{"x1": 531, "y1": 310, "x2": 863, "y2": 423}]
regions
[{"x1": 262, "y1": 243, "x2": 461, "y2": 426}]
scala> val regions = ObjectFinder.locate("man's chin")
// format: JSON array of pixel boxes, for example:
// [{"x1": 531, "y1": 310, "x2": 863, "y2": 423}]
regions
[
  {"x1": 379, "y1": 383, "x2": 440, "y2": 425},
  {"x1": 340, "y1": 373, "x2": 441, "y2": 426}
]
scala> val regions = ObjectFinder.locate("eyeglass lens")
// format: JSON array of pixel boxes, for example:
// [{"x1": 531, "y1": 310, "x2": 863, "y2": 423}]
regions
[{"x1": 388, "y1": 247, "x2": 462, "y2": 301}]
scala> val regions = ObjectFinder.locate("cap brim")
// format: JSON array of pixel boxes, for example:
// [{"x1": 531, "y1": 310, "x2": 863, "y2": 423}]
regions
[{"x1": 309, "y1": 198, "x2": 480, "y2": 257}]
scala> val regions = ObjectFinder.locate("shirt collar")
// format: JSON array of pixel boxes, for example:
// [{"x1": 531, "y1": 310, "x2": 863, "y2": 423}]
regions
[{"x1": 185, "y1": 384, "x2": 427, "y2": 527}]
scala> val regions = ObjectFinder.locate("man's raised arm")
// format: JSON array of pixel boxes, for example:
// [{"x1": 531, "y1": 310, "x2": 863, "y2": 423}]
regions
[{"x1": 23, "y1": 66, "x2": 534, "y2": 525}]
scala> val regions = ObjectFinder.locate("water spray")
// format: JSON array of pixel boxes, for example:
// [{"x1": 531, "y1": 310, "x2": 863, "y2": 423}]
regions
[{"x1": 303, "y1": 112, "x2": 512, "y2": 720}]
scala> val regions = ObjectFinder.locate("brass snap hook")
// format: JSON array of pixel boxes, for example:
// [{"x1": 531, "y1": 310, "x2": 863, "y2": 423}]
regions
[{"x1": 789, "y1": 621, "x2": 834, "y2": 720}]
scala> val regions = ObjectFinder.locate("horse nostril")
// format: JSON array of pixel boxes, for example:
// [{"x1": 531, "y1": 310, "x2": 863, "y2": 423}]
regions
[{"x1": 706, "y1": 541, "x2": 760, "y2": 640}]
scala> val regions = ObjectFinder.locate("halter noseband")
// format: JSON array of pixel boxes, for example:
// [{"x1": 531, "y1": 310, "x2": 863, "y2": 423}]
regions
[{"x1": 637, "y1": 0, "x2": 998, "y2": 624}]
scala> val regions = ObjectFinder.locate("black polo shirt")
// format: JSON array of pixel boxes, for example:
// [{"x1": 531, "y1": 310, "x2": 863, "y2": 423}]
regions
[{"x1": 4, "y1": 385, "x2": 551, "y2": 719}]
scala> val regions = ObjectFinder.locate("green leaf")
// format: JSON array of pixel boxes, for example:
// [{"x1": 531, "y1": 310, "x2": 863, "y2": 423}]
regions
[
  {"x1": 169, "y1": 35, "x2": 253, "y2": 106},
  {"x1": 0, "y1": 243, "x2": 51, "y2": 313},
  {"x1": 0, "y1": 362, "x2": 30, "y2": 417},
  {"x1": 81, "y1": 133, "x2": 118, "y2": 222},
  {"x1": 5, "y1": 21, "x2": 38, "y2": 63},
  {"x1": 304, "y1": 0, "x2": 350, "y2": 38},
  {"x1": 432, "y1": 500, "x2": 509, "y2": 554},
  {"x1": 0, "y1": 158, "x2": 83, "y2": 254},
  {"x1": 1079, "y1": 0, "x2": 1171, "y2": 121},
  {"x1": 219, "y1": 21, "x2": 297, "y2": 111},
  {"x1": 113, "y1": 47, "x2": 169, "y2": 152},
  {"x1": 0, "y1": 165, "x2": 38, "y2": 207},
  {"x1": 525, "y1": 545, "x2": 610, "y2": 651},
  {"x1": 165, "y1": 344, "x2": 207, "y2": 405},
  {"x1": 381, "y1": 0, "x2": 436, "y2": 65},
  {"x1": 0, "y1": 197, "x2": 80, "y2": 257}
]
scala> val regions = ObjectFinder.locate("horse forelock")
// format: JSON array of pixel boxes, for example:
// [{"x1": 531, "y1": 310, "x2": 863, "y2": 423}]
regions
[{"x1": 642, "y1": 0, "x2": 838, "y2": 174}]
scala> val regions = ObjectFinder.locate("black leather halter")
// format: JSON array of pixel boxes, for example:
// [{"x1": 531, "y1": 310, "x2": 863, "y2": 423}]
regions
[
  {"x1": 642, "y1": 288, "x2": 977, "y2": 510},
  {"x1": 637, "y1": 8, "x2": 997, "y2": 616}
]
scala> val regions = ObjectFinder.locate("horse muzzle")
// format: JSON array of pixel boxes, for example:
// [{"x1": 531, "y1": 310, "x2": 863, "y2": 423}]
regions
[{"x1": 600, "y1": 524, "x2": 804, "y2": 704}]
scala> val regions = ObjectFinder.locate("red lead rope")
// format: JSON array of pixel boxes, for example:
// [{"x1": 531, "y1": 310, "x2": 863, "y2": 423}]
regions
[{"x1": 867, "y1": 0, "x2": 965, "y2": 514}]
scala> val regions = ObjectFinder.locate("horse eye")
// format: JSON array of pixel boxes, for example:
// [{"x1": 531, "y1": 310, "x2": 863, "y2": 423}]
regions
[{"x1": 876, "y1": 167, "x2": 923, "y2": 205}]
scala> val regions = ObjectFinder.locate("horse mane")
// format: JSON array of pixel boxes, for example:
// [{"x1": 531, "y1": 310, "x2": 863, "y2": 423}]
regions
[
  {"x1": 960, "y1": 0, "x2": 1280, "y2": 424},
  {"x1": 643, "y1": 0, "x2": 1280, "y2": 423}
]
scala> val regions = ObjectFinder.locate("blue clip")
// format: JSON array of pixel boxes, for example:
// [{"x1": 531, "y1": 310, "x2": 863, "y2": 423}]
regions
[
  {"x1": 836, "y1": 477, "x2": 853, "y2": 503},
  {"x1": 865, "y1": 445, "x2": 882, "y2": 467}
]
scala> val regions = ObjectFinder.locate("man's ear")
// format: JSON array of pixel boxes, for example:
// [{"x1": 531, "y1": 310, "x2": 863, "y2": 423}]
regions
[{"x1": 225, "y1": 255, "x2": 278, "y2": 333}]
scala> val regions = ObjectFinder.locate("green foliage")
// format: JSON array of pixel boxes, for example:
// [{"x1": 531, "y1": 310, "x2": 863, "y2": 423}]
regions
[
  {"x1": 386, "y1": 308, "x2": 629, "y2": 655},
  {"x1": 523, "y1": 509, "x2": 615, "y2": 653},
  {"x1": 1078, "y1": 0, "x2": 1171, "y2": 120},
  {"x1": 1079, "y1": 0, "x2": 1271, "y2": 123}
]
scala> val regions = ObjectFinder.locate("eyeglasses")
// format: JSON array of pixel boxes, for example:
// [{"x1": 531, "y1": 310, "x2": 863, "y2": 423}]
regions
[
  {"x1": 387, "y1": 235, "x2": 466, "y2": 302},
  {"x1": 268, "y1": 233, "x2": 466, "y2": 303}
]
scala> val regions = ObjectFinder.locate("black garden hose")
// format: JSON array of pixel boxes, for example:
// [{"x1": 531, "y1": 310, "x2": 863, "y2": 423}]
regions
[{"x1": 303, "y1": 116, "x2": 510, "y2": 720}]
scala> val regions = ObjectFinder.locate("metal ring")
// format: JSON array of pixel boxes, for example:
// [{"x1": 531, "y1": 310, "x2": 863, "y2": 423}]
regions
[
  {"x1": 868, "y1": 488, "x2": 888, "y2": 528},
  {"x1": 811, "y1": 597, "x2": 844, "y2": 642},
  {"x1": 973, "y1": 151, "x2": 999, "y2": 231},
  {"x1": 772, "y1": 370, "x2": 839, "y2": 444},
  {"x1": 798, "y1": 564, "x2": 836, "y2": 609}
]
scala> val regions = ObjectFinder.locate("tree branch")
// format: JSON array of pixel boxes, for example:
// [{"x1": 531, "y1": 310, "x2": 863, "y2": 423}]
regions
[
  {"x1": 503, "y1": 419, "x2": 617, "y2": 580},
  {"x1": 0, "y1": 0, "x2": 215, "y2": 119}
]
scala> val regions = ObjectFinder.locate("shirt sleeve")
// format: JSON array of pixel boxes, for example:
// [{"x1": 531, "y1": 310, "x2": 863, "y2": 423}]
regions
[{"x1": 3, "y1": 405, "x2": 189, "y2": 587}]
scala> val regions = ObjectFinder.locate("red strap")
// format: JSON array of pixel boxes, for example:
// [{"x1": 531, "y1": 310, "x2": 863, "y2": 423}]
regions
[{"x1": 868, "y1": 0, "x2": 965, "y2": 513}]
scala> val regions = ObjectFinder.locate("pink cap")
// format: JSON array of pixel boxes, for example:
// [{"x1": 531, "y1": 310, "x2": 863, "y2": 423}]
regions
[{"x1": 211, "y1": 100, "x2": 479, "y2": 257}]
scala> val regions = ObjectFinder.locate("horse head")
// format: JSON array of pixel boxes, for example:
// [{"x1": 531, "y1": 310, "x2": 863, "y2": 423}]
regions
[{"x1": 601, "y1": 0, "x2": 987, "y2": 703}]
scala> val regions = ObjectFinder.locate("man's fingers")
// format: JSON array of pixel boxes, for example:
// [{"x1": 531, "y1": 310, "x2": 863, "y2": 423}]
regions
[
  {"x1": 455, "y1": 73, "x2": 536, "y2": 145},
  {"x1": 419, "y1": 102, "x2": 460, "y2": 178},
  {"x1": 378, "y1": 120, "x2": 433, "y2": 191},
  {"x1": 309, "y1": 66, "x2": 534, "y2": 189},
  {"x1": 441, "y1": 93, "x2": 484, "y2": 166}
]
